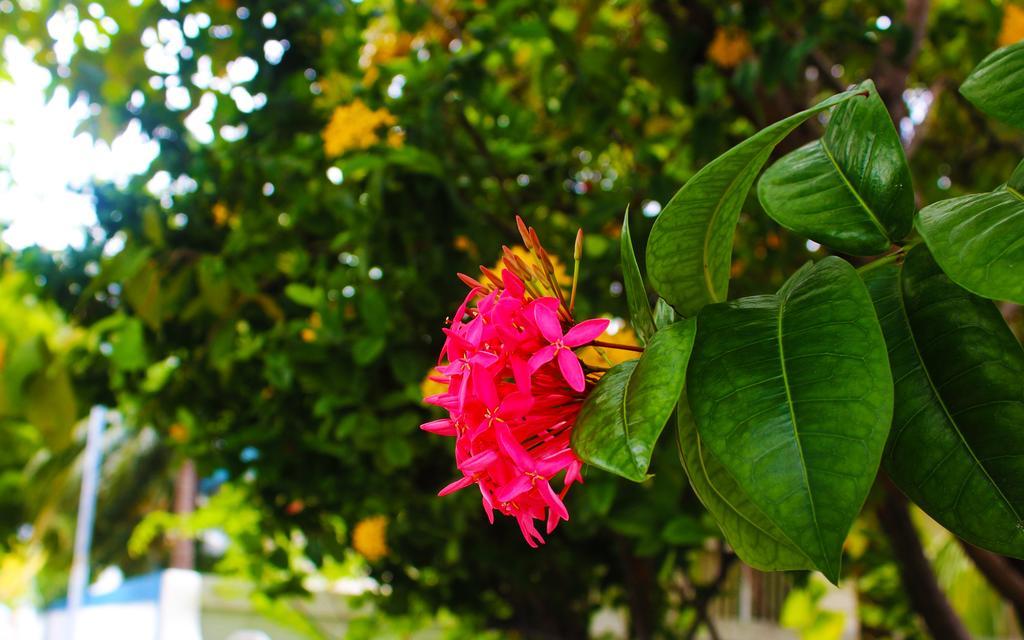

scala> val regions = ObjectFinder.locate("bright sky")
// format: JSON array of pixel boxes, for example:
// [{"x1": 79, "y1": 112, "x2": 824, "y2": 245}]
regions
[
  {"x1": 0, "y1": 0, "x2": 284, "y2": 252},
  {"x1": 0, "y1": 37, "x2": 159, "y2": 250}
]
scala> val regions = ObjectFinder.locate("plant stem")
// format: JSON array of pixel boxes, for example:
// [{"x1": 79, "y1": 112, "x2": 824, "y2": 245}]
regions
[
  {"x1": 856, "y1": 248, "x2": 904, "y2": 275},
  {"x1": 569, "y1": 229, "x2": 583, "y2": 315},
  {"x1": 589, "y1": 340, "x2": 644, "y2": 352}
]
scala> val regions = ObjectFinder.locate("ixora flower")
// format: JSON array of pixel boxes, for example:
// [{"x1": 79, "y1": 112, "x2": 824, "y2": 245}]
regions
[{"x1": 422, "y1": 217, "x2": 628, "y2": 547}]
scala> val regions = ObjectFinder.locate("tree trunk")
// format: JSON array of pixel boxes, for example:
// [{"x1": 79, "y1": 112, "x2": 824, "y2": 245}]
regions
[
  {"x1": 170, "y1": 458, "x2": 197, "y2": 570},
  {"x1": 876, "y1": 488, "x2": 971, "y2": 640}
]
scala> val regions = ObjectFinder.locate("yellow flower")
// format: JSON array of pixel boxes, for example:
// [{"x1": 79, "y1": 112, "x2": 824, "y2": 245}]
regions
[
  {"x1": 359, "y1": 17, "x2": 413, "y2": 86},
  {"x1": 421, "y1": 367, "x2": 447, "y2": 399},
  {"x1": 212, "y1": 202, "x2": 232, "y2": 226},
  {"x1": 386, "y1": 127, "x2": 405, "y2": 148},
  {"x1": 351, "y1": 515, "x2": 389, "y2": 562},
  {"x1": 999, "y1": 3, "x2": 1024, "y2": 47},
  {"x1": 453, "y1": 234, "x2": 479, "y2": 259},
  {"x1": 0, "y1": 545, "x2": 45, "y2": 604},
  {"x1": 579, "y1": 325, "x2": 641, "y2": 368},
  {"x1": 322, "y1": 100, "x2": 399, "y2": 158},
  {"x1": 707, "y1": 27, "x2": 752, "y2": 68}
]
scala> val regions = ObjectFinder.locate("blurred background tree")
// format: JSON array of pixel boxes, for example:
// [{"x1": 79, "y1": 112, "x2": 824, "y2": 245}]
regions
[{"x1": 1, "y1": 0, "x2": 1023, "y2": 637}]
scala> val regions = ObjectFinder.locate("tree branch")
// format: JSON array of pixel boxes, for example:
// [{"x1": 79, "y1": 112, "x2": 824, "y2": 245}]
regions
[
  {"x1": 454, "y1": 106, "x2": 521, "y2": 216},
  {"x1": 960, "y1": 540, "x2": 1024, "y2": 629},
  {"x1": 873, "y1": 0, "x2": 931, "y2": 125},
  {"x1": 876, "y1": 486, "x2": 971, "y2": 640},
  {"x1": 682, "y1": 547, "x2": 736, "y2": 640}
]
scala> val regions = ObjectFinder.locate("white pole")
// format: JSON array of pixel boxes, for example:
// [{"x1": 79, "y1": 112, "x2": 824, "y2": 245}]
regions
[{"x1": 65, "y1": 406, "x2": 107, "y2": 640}]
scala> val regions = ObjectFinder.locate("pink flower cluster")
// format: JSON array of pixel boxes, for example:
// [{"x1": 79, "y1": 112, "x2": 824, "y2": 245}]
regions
[{"x1": 422, "y1": 268, "x2": 608, "y2": 546}]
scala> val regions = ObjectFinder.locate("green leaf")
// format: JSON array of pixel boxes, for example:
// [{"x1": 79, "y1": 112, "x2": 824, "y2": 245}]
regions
[
  {"x1": 620, "y1": 208, "x2": 656, "y2": 344},
  {"x1": 862, "y1": 245, "x2": 1024, "y2": 558},
  {"x1": 961, "y1": 40, "x2": 1024, "y2": 130},
  {"x1": 653, "y1": 298, "x2": 677, "y2": 329},
  {"x1": 676, "y1": 389, "x2": 814, "y2": 572},
  {"x1": 284, "y1": 283, "x2": 321, "y2": 307},
  {"x1": 352, "y1": 335, "x2": 386, "y2": 366},
  {"x1": 572, "y1": 318, "x2": 696, "y2": 482},
  {"x1": 109, "y1": 316, "x2": 148, "y2": 372},
  {"x1": 758, "y1": 80, "x2": 914, "y2": 255},
  {"x1": 914, "y1": 159, "x2": 1024, "y2": 304},
  {"x1": 646, "y1": 87, "x2": 865, "y2": 317},
  {"x1": 686, "y1": 257, "x2": 893, "y2": 582}
]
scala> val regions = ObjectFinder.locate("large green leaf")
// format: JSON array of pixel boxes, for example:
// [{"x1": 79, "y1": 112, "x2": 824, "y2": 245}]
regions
[
  {"x1": 961, "y1": 40, "x2": 1024, "y2": 130},
  {"x1": 676, "y1": 389, "x2": 814, "y2": 572},
  {"x1": 757, "y1": 80, "x2": 914, "y2": 255},
  {"x1": 620, "y1": 208, "x2": 656, "y2": 344},
  {"x1": 573, "y1": 318, "x2": 696, "y2": 482},
  {"x1": 915, "y1": 159, "x2": 1024, "y2": 304},
  {"x1": 862, "y1": 245, "x2": 1024, "y2": 558},
  {"x1": 653, "y1": 298, "x2": 677, "y2": 329},
  {"x1": 646, "y1": 87, "x2": 864, "y2": 317},
  {"x1": 687, "y1": 257, "x2": 892, "y2": 582}
]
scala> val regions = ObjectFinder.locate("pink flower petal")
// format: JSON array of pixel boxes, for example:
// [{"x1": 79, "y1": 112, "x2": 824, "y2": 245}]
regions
[
  {"x1": 458, "y1": 374, "x2": 472, "y2": 409},
  {"x1": 420, "y1": 419, "x2": 456, "y2": 436},
  {"x1": 563, "y1": 318, "x2": 610, "y2": 347},
  {"x1": 502, "y1": 269, "x2": 526, "y2": 298},
  {"x1": 533, "y1": 303, "x2": 564, "y2": 343},
  {"x1": 517, "y1": 514, "x2": 545, "y2": 547},
  {"x1": 495, "y1": 475, "x2": 532, "y2": 503},
  {"x1": 499, "y1": 391, "x2": 534, "y2": 419},
  {"x1": 557, "y1": 348, "x2": 586, "y2": 392},
  {"x1": 511, "y1": 356, "x2": 532, "y2": 394},
  {"x1": 565, "y1": 460, "x2": 583, "y2": 486},
  {"x1": 496, "y1": 423, "x2": 536, "y2": 470},
  {"x1": 480, "y1": 485, "x2": 496, "y2": 524},
  {"x1": 471, "y1": 351, "x2": 500, "y2": 368},
  {"x1": 441, "y1": 327, "x2": 475, "y2": 355},
  {"x1": 460, "y1": 450, "x2": 499, "y2": 474},
  {"x1": 536, "y1": 449, "x2": 576, "y2": 476},
  {"x1": 472, "y1": 363, "x2": 500, "y2": 407},
  {"x1": 546, "y1": 505, "x2": 562, "y2": 534},
  {"x1": 438, "y1": 475, "x2": 475, "y2": 496},
  {"x1": 537, "y1": 480, "x2": 569, "y2": 523},
  {"x1": 528, "y1": 344, "x2": 557, "y2": 372},
  {"x1": 423, "y1": 392, "x2": 455, "y2": 408}
]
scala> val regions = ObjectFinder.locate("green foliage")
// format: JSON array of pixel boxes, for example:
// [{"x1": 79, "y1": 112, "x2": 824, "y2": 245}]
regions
[
  {"x1": 961, "y1": 40, "x2": 1024, "y2": 130},
  {"x1": 780, "y1": 576, "x2": 847, "y2": 640},
  {"x1": 2, "y1": 0, "x2": 1024, "y2": 635},
  {"x1": 573, "y1": 318, "x2": 695, "y2": 482},
  {"x1": 758, "y1": 80, "x2": 914, "y2": 255},
  {"x1": 862, "y1": 246, "x2": 1024, "y2": 558},
  {"x1": 685, "y1": 258, "x2": 892, "y2": 582},
  {"x1": 646, "y1": 88, "x2": 861, "y2": 317},
  {"x1": 676, "y1": 390, "x2": 813, "y2": 572},
  {"x1": 915, "y1": 158, "x2": 1024, "y2": 304},
  {"x1": 619, "y1": 209, "x2": 656, "y2": 345}
]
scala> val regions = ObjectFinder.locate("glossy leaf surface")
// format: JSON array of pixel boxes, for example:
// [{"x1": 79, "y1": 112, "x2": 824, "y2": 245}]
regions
[
  {"x1": 687, "y1": 257, "x2": 892, "y2": 582},
  {"x1": 647, "y1": 88, "x2": 864, "y2": 317},
  {"x1": 620, "y1": 209, "x2": 656, "y2": 344},
  {"x1": 961, "y1": 40, "x2": 1024, "y2": 130},
  {"x1": 573, "y1": 318, "x2": 696, "y2": 482},
  {"x1": 676, "y1": 389, "x2": 814, "y2": 572},
  {"x1": 862, "y1": 246, "x2": 1024, "y2": 558},
  {"x1": 915, "y1": 159, "x2": 1024, "y2": 304},
  {"x1": 758, "y1": 80, "x2": 914, "y2": 255}
]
